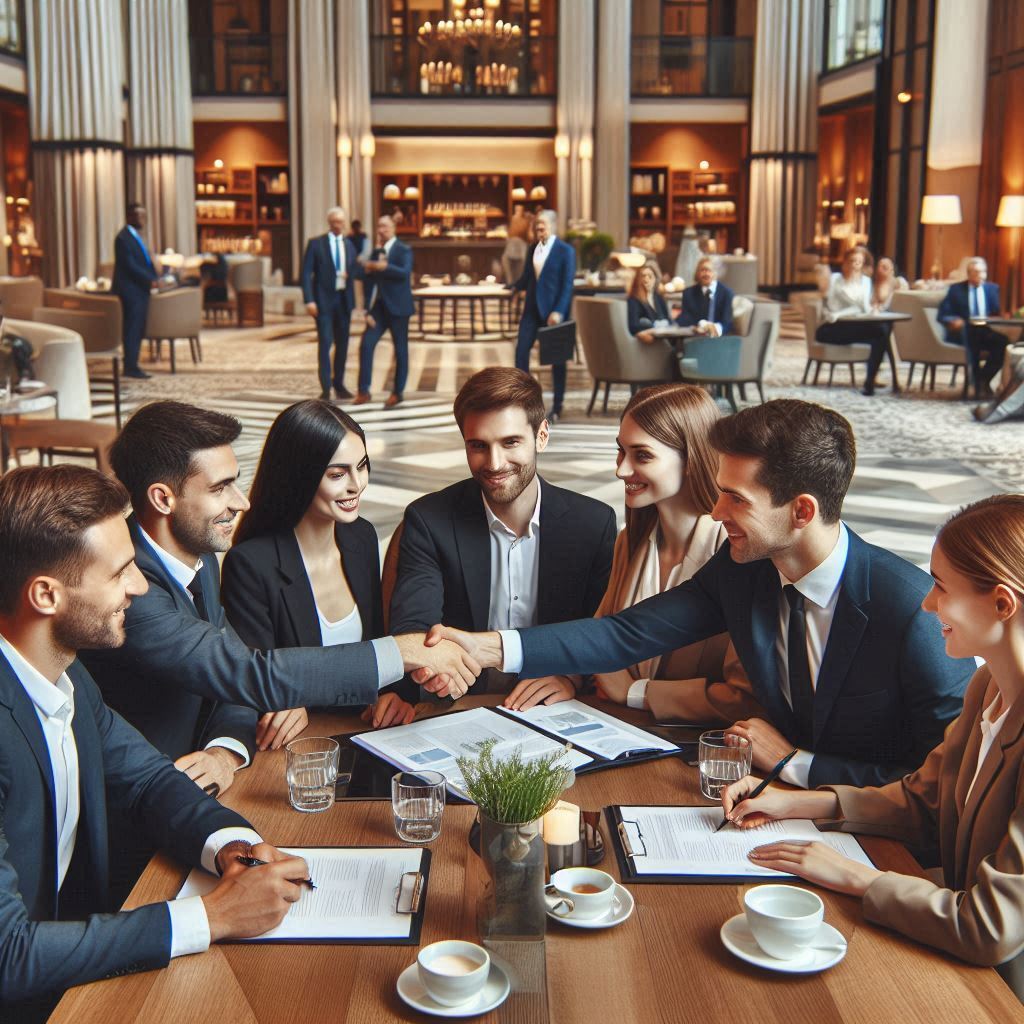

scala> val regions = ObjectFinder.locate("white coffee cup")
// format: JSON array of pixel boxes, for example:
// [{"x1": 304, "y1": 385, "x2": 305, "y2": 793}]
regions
[
  {"x1": 550, "y1": 867, "x2": 616, "y2": 920},
  {"x1": 416, "y1": 940, "x2": 490, "y2": 1006},
  {"x1": 743, "y1": 884, "x2": 824, "y2": 960}
]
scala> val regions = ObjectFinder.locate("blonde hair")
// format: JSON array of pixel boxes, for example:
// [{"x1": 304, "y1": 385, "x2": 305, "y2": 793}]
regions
[{"x1": 937, "y1": 494, "x2": 1024, "y2": 598}]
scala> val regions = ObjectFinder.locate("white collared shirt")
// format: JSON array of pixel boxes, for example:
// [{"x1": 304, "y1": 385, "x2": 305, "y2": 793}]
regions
[
  {"x1": 970, "y1": 283, "x2": 987, "y2": 318},
  {"x1": 483, "y1": 485, "x2": 542, "y2": 631},
  {"x1": 382, "y1": 236, "x2": 396, "y2": 256},
  {"x1": 966, "y1": 694, "x2": 1011, "y2": 804},
  {"x1": 330, "y1": 231, "x2": 347, "y2": 287},
  {"x1": 533, "y1": 235, "x2": 556, "y2": 276},
  {"x1": 774, "y1": 524, "x2": 850, "y2": 788}
]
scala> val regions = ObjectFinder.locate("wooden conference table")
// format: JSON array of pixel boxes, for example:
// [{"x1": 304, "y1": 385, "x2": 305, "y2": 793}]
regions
[
  {"x1": 413, "y1": 285, "x2": 517, "y2": 340},
  {"x1": 51, "y1": 697, "x2": 1022, "y2": 1023}
]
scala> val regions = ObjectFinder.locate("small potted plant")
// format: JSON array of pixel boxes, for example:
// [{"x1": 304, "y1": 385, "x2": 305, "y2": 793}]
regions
[{"x1": 457, "y1": 739, "x2": 573, "y2": 941}]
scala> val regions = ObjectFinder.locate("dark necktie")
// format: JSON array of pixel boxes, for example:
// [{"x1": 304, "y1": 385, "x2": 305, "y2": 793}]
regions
[
  {"x1": 187, "y1": 574, "x2": 209, "y2": 622},
  {"x1": 703, "y1": 287, "x2": 712, "y2": 319},
  {"x1": 332, "y1": 235, "x2": 340, "y2": 271},
  {"x1": 783, "y1": 584, "x2": 814, "y2": 747}
]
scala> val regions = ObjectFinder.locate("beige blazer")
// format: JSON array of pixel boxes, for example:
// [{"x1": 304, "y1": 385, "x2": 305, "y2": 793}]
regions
[
  {"x1": 823, "y1": 665, "x2": 1024, "y2": 994},
  {"x1": 594, "y1": 518, "x2": 766, "y2": 724}
]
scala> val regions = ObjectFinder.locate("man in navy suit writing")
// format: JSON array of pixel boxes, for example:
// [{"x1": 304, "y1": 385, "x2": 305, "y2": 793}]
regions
[
  {"x1": 676, "y1": 256, "x2": 735, "y2": 337},
  {"x1": 424, "y1": 400, "x2": 973, "y2": 789},
  {"x1": 937, "y1": 257, "x2": 1007, "y2": 399},
  {"x1": 355, "y1": 215, "x2": 414, "y2": 408},
  {"x1": 111, "y1": 202, "x2": 159, "y2": 379},
  {"x1": 512, "y1": 210, "x2": 576, "y2": 422},
  {"x1": 301, "y1": 206, "x2": 360, "y2": 401}
]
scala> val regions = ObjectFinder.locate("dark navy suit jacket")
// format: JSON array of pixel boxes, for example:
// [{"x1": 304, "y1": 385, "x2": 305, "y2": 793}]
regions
[
  {"x1": 0, "y1": 652, "x2": 247, "y2": 1005},
  {"x1": 516, "y1": 529, "x2": 972, "y2": 788},
  {"x1": 111, "y1": 226, "x2": 157, "y2": 302},
  {"x1": 514, "y1": 238, "x2": 576, "y2": 321},
  {"x1": 365, "y1": 240, "x2": 415, "y2": 318},
  {"x1": 627, "y1": 293, "x2": 670, "y2": 335},
  {"x1": 676, "y1": 281, "x2": 735, "y2": 335},
  {"x1": 300, "y1": 233, "x2": 360, "y2": 314},
  {"x1": 937, "y1": 281, "x2": 1001, "y2": 340}
]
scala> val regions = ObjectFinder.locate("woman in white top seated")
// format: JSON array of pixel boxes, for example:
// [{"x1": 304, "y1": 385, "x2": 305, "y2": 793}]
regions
[
  {"x1": 818, "y1": 246, "x2": 899, "y2": 396},
  {"x1": 722, "y1": 494, "x2": 1024, "y2": 998},
  {"x1": 222, "y1": 399, "x2": 396, "y2": 744},
  {"x1": 872, "y1": 255, "x2": 910, "y2": 310}
]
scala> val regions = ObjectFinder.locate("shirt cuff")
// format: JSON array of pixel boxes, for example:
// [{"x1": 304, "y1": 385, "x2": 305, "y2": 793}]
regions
[
  {"x1": 371, "y1": 636, "x2": 405, "y2": 688},
  {"x1": 200, "y1": 826, "x2": 265, "y2": 876},
  {"x1": 779, "y1": 750, "x2": 814, "y2": 789},
  {"x1": 167, "y1": 895, "x2": 211, "y2": 958},
  {"x1": 204, "y1": 737, "x2": 250, "y2": 768},
  {"x1": 626, "y1": 678, "x2": 649, "y2": 710},
  {"x1": 499, "y1": 630, "x2": 523, "y2": 674}
]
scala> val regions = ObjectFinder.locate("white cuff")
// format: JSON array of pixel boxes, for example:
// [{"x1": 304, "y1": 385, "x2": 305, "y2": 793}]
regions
[
  {"x1": 499, "y1": 630, "x2": 522, "y2": 674},
  {"x1": 371, "y1": 636, "x2": 405, "y2": 688},
  {"x1": 778, "y1": 750, "x2": 814, "y2": 789},
  {"x1": 201, "y1": 826, "x2": 265, "y2": 876},
  {"x1": 204, "y1": 737, "x2": 250, "y2": 768},
  {"x1": 626, "y1": 678, "x2": 649, "y2": 710},
  {"x1": 167, "y1": 895, "x2": 211, "y2": 958}
]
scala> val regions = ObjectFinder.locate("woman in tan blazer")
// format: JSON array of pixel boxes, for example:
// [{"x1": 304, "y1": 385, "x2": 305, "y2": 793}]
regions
[
  {"x1": 722, "y1": 494, "x2": 1024, "y2": 993},
  {"x1": 504, "y1": 383, "x2": 765, "y2": 723}
]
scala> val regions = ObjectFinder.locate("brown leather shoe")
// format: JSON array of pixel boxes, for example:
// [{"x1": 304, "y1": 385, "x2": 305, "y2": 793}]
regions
[
  {"x1": 353, "y1": 392, "x2": 372, "y2": 406},
  {"x1": 384, "y1": 392, "x2": 404, "y2": 408}
]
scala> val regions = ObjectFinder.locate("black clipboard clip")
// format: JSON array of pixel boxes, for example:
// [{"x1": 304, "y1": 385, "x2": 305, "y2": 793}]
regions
[
  {"x1": 396, "y1": 870, "x2": 424, "y2": 914},
  {"x1": 616, "y1": 819, "x2": 648, "y2": 859}
]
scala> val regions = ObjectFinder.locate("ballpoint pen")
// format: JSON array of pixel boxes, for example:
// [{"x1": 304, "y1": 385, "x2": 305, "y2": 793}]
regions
[
  {"x1": 236, "y1": 854, "x2": 317, "y2": 890},
  {"x1": 714, "y1": 748, "x2": 799, "y2": 833}
]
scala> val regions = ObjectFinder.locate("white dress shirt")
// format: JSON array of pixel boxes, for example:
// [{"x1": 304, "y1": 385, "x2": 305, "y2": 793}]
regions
[
  {"x1": 533, "y1": 235, "x2": 556, "y2": 277},
  {"x1": 330, "y1": 231, "x2": 347, "y2": 289},
  {"x1": 969, "y1": 283, "x2": 987, "y2": 318},
  {"x1": 823, "y1": 272, "x2": 872, "y2": 321},
  {"x1": 484, "y1": 486, "x2": 542, "y2": 631},
  {"x1": 966, "y1": 694, "x2": 1011, "y2": 804}
]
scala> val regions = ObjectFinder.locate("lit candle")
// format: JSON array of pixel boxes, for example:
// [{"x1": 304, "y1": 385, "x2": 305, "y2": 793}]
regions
[{"x1": 542, "y1": 800, "x2": 580, "y2": 846}]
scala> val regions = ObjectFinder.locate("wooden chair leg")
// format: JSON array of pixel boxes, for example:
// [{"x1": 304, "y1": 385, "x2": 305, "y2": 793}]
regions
[
  {"x1": 725, "y1": 384, "x2": 738, "y2": 413},
  {"x1": 848, "y1": 363, "x2": 855, "y2": 385},
  {"x1": 827, "y1": 364, "x2": 835, "y2": 386},
  {"x1": 906, "y1": 362, "x2": 915, "y2": 389},
  {"x1": 602, "y1": 382, "x2": 611, "y2": 414},
  {"x1": 756, "y1": 382, "x2": 765, "y2": 403},
  {"x1": 950, "y1": 365, "x2": 959, "y2": 387},
  {"x1": 801, "y1": 359, "x2": 813, "y2": 384},
  {"x1": 813, "y1": 362, "x2": 823, "y2": 385},
  {"x1": 169, "y1": 338, "x2": 177, "y2": 374},
  {"x1": 737, "y1": 383, "x2": 748, "y2": 401},
  {"x1": 929, "y1": 365, "x2": 937, "y2": 390},
  {"x1": 587, "y1": 381, "x2": 599, "y2": 416}
]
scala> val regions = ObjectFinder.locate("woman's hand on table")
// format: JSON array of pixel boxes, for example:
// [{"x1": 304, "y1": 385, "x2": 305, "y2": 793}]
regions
[
  {"x1": 593, "y1": 669, "x2": 635, "y2": 705},
  {"x1": 503, "y1": 676, "x2": 575, "y2": 711},
  {"x1": 256, "y1": 707, "x2": 309, "y2": 750},
  {"x1": 361, "y1": 693, "x2": 416, "y2": 728},
  {"x1": 748, "y1": 840, "x2": 882, "y2": 897}
]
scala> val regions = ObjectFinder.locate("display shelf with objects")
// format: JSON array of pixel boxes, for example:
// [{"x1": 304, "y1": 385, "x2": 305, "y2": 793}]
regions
[{"x1": 629, "y1": 164, "x2": 669, "y2": 233}]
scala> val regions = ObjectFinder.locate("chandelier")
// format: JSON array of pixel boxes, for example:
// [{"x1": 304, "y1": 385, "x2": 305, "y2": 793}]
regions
[{"x1": 417, "y1": 1, "x2": 523, "y2": 46}]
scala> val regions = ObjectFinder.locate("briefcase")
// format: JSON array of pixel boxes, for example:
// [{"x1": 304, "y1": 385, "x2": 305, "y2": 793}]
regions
[{"x1": 537, "y1": 319, "x2": 576, "y2": 365}]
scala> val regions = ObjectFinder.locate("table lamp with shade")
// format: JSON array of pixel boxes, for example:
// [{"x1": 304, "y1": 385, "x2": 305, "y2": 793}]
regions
[
  {"x1": 920, "y1": 194, "x2": 962, "y2": 280},
  {"x1": 996, "y1": 194, "x2": 1024, "y2": 311}
]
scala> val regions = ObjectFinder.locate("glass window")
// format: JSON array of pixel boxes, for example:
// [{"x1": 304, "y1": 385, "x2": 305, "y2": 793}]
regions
[{"x1": 826, "y1": 0, "x2": 885, "y2": 70}]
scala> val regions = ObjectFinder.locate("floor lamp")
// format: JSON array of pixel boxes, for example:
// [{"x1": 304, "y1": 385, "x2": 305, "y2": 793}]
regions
[
  {"x1": 920, "y1": 194, "x2": 962, "y2": 280},
  {"x1": 997, "y1": 195, "x2": 1024, "y2": 313}
]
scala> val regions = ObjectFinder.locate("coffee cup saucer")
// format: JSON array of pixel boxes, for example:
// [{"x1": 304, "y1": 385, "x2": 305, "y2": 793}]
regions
[
  {"x1": 396, "y1": 960, "x2": 510, "y2": 1018},
  {"x1": 720, "y1": 914, "x2": 847, "y2": 973},
  {"x1": 546, "y1": 882, "x2": 635, "y2": 930}
]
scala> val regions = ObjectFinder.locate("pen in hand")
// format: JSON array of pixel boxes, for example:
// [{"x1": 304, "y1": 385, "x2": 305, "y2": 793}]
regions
[
  {"x1": 236, "y1": 854, "x2": 317, "y2": 890},
  {"x1": 714, "y1": 749, "x2": 799, "y2": 833}
]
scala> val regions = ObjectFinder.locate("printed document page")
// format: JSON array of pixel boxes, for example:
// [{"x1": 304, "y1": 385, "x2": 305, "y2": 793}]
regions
[
  {"x1": 176, "y1": 847, "x2": 423, "y2": 940},
  {"x1": 503, "y1": 699, "x2": 679, "y2": 759},
  {"x1": 618, "y1": 805, "x2": 875, "y2": 877},
  {"x1": 352, "y1": 706, "x2": 592, "y2": 798}
]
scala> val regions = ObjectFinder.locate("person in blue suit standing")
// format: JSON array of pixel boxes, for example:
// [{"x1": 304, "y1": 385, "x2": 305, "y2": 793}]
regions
[
  {"x1": 512, "y1": 210, "x2": 576, "y2": 422},
  {"x1": 937, "y1": 257, "x2": 1007, "y2": 399},
  {"x1": 355, "y1": 215, "x2": 414, "y2": 408},
  {"x1": 676, "y1": 256, "x2": 735, "y2": 338},
  {"x1": 301, "y1": 206, "x2": 360, "y2": 401},
  {"x1": 111, "y1": 202, "x2": 159, "y2": 379}
]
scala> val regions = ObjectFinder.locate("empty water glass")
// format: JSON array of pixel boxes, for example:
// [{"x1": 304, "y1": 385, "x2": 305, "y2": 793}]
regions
[
  {"x1": 286, "y1": 736, "x2": 340, "y2": 812},
  {"x1": 698, "y1": 730, "x2": 752, "y2": 801},
  {"x1": 392, "y1": 770, "x2": 446, "y2": 843}
]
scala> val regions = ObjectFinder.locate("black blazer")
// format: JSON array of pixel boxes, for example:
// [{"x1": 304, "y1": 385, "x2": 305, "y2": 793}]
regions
[
  {"x1": 111, "y1": 225, "x2": 158, "y2": 304},
  {"x1": 221, "y1": 519, "x2": 385, "y2": 652},
  {"x1": 0, "y1": 652, "x2": 248, "y2": 1006},
  {"x1": 676, "y1": 281, "x2": 735, "y2": 335},
  {"x1": 517, "y1": 529, "x2": 974, "y2": 788},
  {"x1": 627, "y1": 293, "x2": 670, "y2": 335}
]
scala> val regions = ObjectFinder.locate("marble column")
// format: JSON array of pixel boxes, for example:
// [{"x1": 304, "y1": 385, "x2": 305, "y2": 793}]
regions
[
  {"x1": 336, "y1": 0, "x2": 374, "y2": 229},
  {"x1": 25, "y1": 0, "x2": 125, "y2": 285},
  {"x1": 748, "y1": 0, "x2": 821, "y2": 287},
  {"x1": 594, "y1": 0, "x2": 631, "y2": 246},
  {"x1": 126, "y1": 0, "x2": 195, "y2": 257},
  {"x1": 556, "y1": 0, "x2": 596, "y2": 230}
]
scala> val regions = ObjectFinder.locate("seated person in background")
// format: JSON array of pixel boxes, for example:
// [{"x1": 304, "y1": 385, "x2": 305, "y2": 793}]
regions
[
  {"x1": 0, "y1": 466, "x2": 306, "y2": 1019},
  {"x1": 429, "y1": 399, "x2": 975, "y2": 789},
  {"x1": 504, "y1": 383, "x2": 766, "y2": 722},
  {"x1": 818, "y1": 246, "x2": 898, "y2": 396},
  {"x1": 723, "y1": 494, "x2": 1024, "y2": 999},
  {"x1": 371, "y1": 367, "x2": 617, "y2": 725},
  {"x1": 222, "y1": 400, "x2": 389, "y2": 738},
  {"x1": 627, "y1": 263, "x2": 671, "y2": 344},
  {"x1": 675, "y1": 256, "x2": 734, "y2": 338},
  {"x1": 938, "y1": 256, "x2": 1007, "y2": 399},
  {"x1": 872, "y1": 255, "x2": 909, "y2": 310}
]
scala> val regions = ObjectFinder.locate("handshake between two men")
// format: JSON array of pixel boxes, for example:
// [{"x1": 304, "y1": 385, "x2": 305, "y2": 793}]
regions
[{"x1": 408, "y1": 625, "x2": 503, "y2": 698}]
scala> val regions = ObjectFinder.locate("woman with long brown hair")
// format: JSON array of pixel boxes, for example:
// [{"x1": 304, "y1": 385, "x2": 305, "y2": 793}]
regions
[
  {"x1": 723, "y1": 494, "x2": 1024, "y2": 995},
  {"x1": 504, "y1": 383, "x2": 764, "y2": 722},
  {"x1": 627, "y1": 262, "x2": 670, "y2": 343}
]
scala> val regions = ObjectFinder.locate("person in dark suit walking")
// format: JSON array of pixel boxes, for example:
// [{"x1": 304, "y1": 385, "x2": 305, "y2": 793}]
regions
[
  {"x1": 676, "y1": 256, "x2": 735, "y2": 337},
  {"x1": 111, "y1": 201, "x2": 159, "y2": 379},
  {"x1": 512, "y1": 209, "x2": 576, "y2": 422},
  {"x1": 0, "y1": 465, "x2": 308, "y2": 1019},
  {"x1": 938, "y1": 257, "x2": 1007, "y2": 398},
  {"x1": 355, "y1": 215, "x2": 414, "y2": 408},
  {"x1": 427, "y1": 400, "x2": 974, "y2": 789},
  {"x1": 222, "y1": 400, "x2": 389, "y2": 738},
  {"x1": 301, "y1": 206, "x2": 360, "y2": 400},
  {"x1": 370, "y1": 368, "x2": 617, "y2": 726}
]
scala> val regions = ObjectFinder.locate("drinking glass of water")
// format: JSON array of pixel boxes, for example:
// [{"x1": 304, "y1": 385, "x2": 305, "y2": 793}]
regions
[
  {"x1": 392, "y1": 771, "x2": 446, "y2": 843},
  {"x1": 286, "y1": 736, "x2": 340, "y2": 812},
  {"x1": 698, "y1": 730, "x2": 752, "y2": 801}
]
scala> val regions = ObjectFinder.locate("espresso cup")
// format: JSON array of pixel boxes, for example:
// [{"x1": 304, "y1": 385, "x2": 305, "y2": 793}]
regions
[
  {"x1": 417, "y1": 940, "x2": 490, "y2": 1006},
  {"x1": 743, "y1": 884, "x2": 824, "y2": 960},
  {"x1": 550, "y1": 867, "x2": 616, "y2": 920}
]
